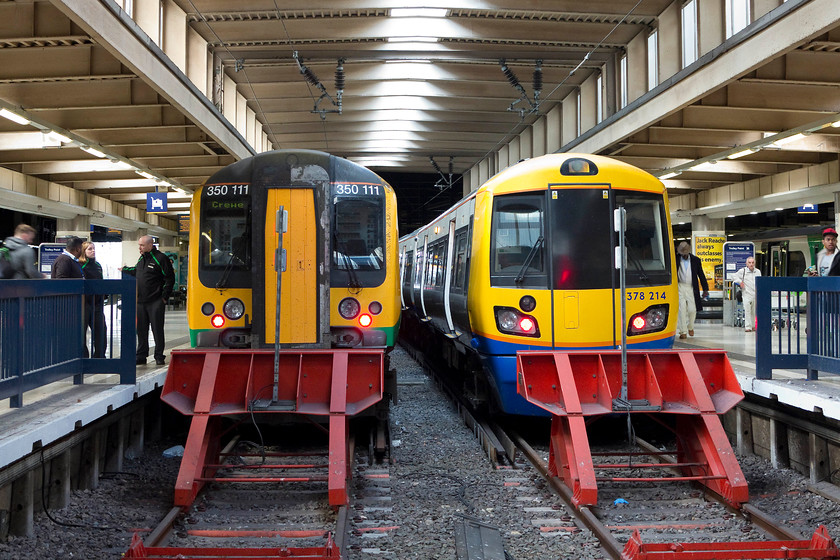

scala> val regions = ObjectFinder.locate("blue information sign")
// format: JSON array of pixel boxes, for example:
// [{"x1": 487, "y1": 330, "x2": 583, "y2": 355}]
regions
[
  {"x1": 38, "y1": 243, "x2": 65, "y2": 275},
  {"x1": 723, "y1": 242, "x2": 754, "y2": 279},
  {"x1": 798, "y1": 203, "x2": 818, "y2": 214},
  {"x1": 147, "y1": 192, "x2": 167, "y2": 213}
]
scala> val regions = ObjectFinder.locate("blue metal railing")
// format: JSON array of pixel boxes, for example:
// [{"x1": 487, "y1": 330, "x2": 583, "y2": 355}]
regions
[
  {"x1": 756, "y1": 276, "x2": 840, "y2": 380},
  {"x1": 0, "y1": 277, "x2": 136, "y2": 407}
]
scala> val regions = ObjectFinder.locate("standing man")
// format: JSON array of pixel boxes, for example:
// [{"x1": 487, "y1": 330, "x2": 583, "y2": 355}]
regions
[
  {"x1": 676, "y1": 241, "x2": 709, "y2": 340},
  {"x1": 733, "y1": 256, "x2": 761, "y2": 332},
  {"x1": 122, "y1": 235, "x2": 175, "y2": 366},
  {"x1": 51, "y1": 237, "x2": 84, "y2": 278},
  {"x1": 812, "y1": 227, "x2": 840, "y2": 277},
  {"x1": 4, "y1": 224, "x2": 43, "y2": 278}
]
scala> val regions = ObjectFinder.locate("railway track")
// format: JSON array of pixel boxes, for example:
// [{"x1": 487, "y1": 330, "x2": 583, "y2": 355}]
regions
[
  {"x1": 125, "y1": 424, "x2": 387, "y2": 559},
  {"x1": 403, "y1": 339, "x2": 840, "y2": 559}
]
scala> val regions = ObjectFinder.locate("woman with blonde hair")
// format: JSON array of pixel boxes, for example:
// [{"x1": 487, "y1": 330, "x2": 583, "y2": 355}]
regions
[{"x1": 80, "y1": 241, "x2": 107, "y2": 358}]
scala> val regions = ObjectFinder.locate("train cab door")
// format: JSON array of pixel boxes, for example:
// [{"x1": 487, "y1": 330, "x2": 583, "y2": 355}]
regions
[
  {"x1": 262, "y1": 186, "x2": 323, "y2": 346},
  {"x1": 442, "y1": 220, "x2": 458, "y2": 337}
]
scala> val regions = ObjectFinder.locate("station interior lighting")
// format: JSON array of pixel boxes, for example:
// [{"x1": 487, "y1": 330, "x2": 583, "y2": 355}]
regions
[
  {"x1": 81, "y1": 146, "x2": 107, "y2": 158},
  {"x1": 0, "y1": 107, "x2": 30, "y2": 125}
]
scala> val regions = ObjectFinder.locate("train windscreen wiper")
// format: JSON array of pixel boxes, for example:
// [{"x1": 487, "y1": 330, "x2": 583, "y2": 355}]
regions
[
  {"x1": 515, "y1": 235, "x2": 544, "y2": 284},
  {"x1": 215, "y1": 251, "x2": 245, "y2": 290},
  {"x1": 332, "y1": 232, "x2": 363, "y2": 292}
]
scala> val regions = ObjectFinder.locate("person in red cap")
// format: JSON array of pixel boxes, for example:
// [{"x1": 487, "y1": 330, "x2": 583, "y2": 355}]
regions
[{"x1": 812, "y1": 227, "x2": 840, "y2": 277}]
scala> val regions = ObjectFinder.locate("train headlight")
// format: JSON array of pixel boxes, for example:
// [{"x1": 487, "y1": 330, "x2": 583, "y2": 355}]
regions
[
  {"x1": 359, "y1": 314, "x2": 372, "y2": 327},
  {"x1": 201, "y1": 302, "x2": 215, "y2": 316},
  {"x1": 211, "y1": 314, "x2": 225, "y2": 328},
  {"x1": 627, "y1": 304, "x2": 668, "y2": 336},
  {"x1": 223, "y1": 298, "x2": 245, "y2": 320},
  {"x1": 519, "y1": 295, "x2": 536, "y2": 312},
  {"x1": 339, "y1": 297, "x2": 361, "y2": 319},
  {"x1": 494, "y1": 306, "x2": 540, "y2": 337}
]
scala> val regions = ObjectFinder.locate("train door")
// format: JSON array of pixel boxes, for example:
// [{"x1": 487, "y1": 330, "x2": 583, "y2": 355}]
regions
[
  {"x1": 547, "y1": 187, "x2": 612, "y2": 348},
  {"x1": 263, "y1": 186, "x2": 319, "y2": 345},
  {"x1": 442, "y1": 220, "x2": 457, "y2": 336}
]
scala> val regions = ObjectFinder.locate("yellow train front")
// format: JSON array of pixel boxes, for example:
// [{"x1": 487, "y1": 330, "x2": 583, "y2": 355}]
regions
[
  {"x1": 187, "y1": 149, "x2": 400, "y2": 350},
  {"x1": 400, "y1": 153, "x2": 677, "y2": 415}
]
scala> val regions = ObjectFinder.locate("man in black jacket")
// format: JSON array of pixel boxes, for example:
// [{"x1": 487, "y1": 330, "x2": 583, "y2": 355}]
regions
[
  {"x1": 676, "y1": 241, "x2": 709, "y2": 340},
  {"x1": 51, "y1": 237, "x2": 84, "y2": 278},
  {"x1": 122, "y1": 235, "x2": 175, "y2": 365}
]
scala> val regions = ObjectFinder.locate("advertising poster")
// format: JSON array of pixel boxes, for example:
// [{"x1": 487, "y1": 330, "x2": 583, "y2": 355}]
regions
[{"x1": 692, "y1": 232, "x2": 725, "y2": 292}]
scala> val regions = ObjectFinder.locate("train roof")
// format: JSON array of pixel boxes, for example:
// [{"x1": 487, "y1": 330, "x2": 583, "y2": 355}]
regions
[{"x1": 398, "y1": 153, "x2": 664, "y2": 244}]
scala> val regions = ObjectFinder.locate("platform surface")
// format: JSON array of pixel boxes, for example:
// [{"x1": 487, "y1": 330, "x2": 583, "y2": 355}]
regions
[
  {"x1": 0, "y1": 309, "x2": 190, "y2": 470},
  {"x1": 2, "y1": 314, "x2": 839, "y2": 471}
]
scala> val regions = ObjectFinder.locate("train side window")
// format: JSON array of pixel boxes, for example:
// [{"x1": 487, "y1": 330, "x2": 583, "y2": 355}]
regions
[
  {"x1": 452, "y1": 231, "x2": 468, "y2": 291},
  {"x1": 403, "y1": 250, "x2": 413, "y2": 290},
  {"x1": 490, "y1": 194, "x2": 546, "y2": 288}
]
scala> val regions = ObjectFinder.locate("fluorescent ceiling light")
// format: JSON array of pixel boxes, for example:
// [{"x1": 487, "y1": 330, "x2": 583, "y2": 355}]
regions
[
  {"x1": 110, "y1": 160, "x2": 132, "y2": 170},
  {"x1": 775, "y1": 207, "x2": 784, "y2": 211},
  {"x1": 46, "y1": 131, "x2": 71, "y2": 144},
  {"x1": 659, "y1": 171, "x2": 681, "y2": 179},
  {"x1": 387, "y1": 36, "x2": 438, "y2": 43},
  {"x1": 82, "y1": 146, "x2": 107, "y2": 158},
  {"x1": 0, "y1": 108, "x2": 30, "y2": 125},
  {"x1": 727, "y1": 148, "x2": 757, "y2": 159},
  {"x1": 136, "y1": 170, "x2": 156, "y2": 179},
  {"x1": 173, "y1": 188, "x2": 189, "y2": 195},
  {"x1": 775, "y1": 133, "x2": 806, "y2": 145},
  {"x1": 727, "y1": 215, "x2": 735, "y2": 218},
  {"x1": 750, "y1": 211, "x2": 758, "y2": 215},
  {"x1": 385, "y1": 59, "x2": 431, "y2": 64},
  {"x1": 390, "y1": 8, "x2": 447, "y2": 17},
  {"x1": 832, "y1": 120, "x2": 840, "y2": 128}
]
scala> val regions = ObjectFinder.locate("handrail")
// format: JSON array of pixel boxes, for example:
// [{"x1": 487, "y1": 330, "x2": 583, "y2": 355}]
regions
[
  {"x1": 0, "y1": 277, "x2": 136, "y2": 407},
  {"x1": 755, "y1": 276, "x2": 840, "y2": 380}
]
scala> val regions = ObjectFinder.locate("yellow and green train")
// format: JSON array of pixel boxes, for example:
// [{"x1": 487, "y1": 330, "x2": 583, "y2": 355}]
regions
[
  {"x1": 399, "y1": 153, "x2": 678, "y2": 415},
  {"x1": 187, "y1": 149, "x2": 400, "y2": 350}
]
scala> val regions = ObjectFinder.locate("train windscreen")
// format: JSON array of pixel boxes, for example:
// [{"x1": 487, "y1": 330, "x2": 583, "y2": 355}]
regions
[
  {"x1": 331, "y1": 187, "x2": 386, "y2": 288},
  {"x1": 549, "y1": 189, "x2": 670, "y2": 290},
  {"x1": 198, "y1": 185, "x2": 251, "y2": 289}
]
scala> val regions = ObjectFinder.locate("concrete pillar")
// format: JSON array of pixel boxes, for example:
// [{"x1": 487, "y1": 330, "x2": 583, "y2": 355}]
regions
[
  {"x1": 810, "y1": 432, "x2": 829, "y2": 485},
  {"x1": 105, "y1": 417, "x2": 128, "y2": 473},
  {"x1": 735, "y1": 407, "x2": 753, "y2": 455},
  {"x1": 79, "y1": 432, "x2": 101, "y2": 491},
  {"x1": 121, "y1": 229, "x2": 146, "y2": 269},
  {"x1": 690, "y1": 214, "x2": 724, "y2": 232},
  {"x1": 769, "y1": 417, "x2": 789, "y2": 469},
  {"x1": 834, "y1": 191, "x2": 840, "y2": 231},
  {"x1": 56, "y1": 215, "x2": 91, "y2": 240},
  {"x1": 48, "y1": 451, "x2": 71, "y2": 510},
  {"x1": 0, "y1": 484, "x2": 11, "y2": 540},
  {"x1": 9, "y1": 471, "x2": 33, "y2": 537},
  {"x1": 126, "y1": 408, "x2": 146, "y2": 460}
]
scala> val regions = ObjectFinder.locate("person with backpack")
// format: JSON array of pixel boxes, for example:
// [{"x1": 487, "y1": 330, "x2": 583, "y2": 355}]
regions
[{"x1": 3, "y1": 224, "x2": 42, "y2": 279}]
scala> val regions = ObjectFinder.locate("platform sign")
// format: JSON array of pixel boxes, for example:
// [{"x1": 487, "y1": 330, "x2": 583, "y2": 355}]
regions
[
  {"x1": 147, "y1": 192, "x2": 167, "y2": 213},
  {"x1": 723, "y1": 242, "x2": 754, "y2": 280},
  {"x1": 798, "y1": 203, "x2": 818, "y2": 214},
  {"x1": 38, "y1": 243, "x2": 65, "y2": 274}
]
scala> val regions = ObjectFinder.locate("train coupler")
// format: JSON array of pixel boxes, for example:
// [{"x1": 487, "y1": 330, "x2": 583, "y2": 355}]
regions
[{"x1": 517, "y1": 349, "x2": 748, "y2": 507}]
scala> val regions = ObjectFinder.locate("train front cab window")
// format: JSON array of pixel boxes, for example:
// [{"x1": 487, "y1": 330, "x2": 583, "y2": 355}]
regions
[
  {"x1": 549, "y1": 189, "x2": 670, "y2": 290},
  {"x1": 198, "y1": 189, "x2": 251, "y2": 288},
  {"x1": 490, "y1": 194, "x2": 547, "y2": 288},
  {"x1": 332, "y1": 195, "x2": 386, "y2": 287}
]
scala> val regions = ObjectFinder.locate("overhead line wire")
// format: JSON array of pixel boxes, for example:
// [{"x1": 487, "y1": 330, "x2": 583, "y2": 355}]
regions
[{"x1": 471, "y1": 0, "x2": 646, "y2": 170}]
